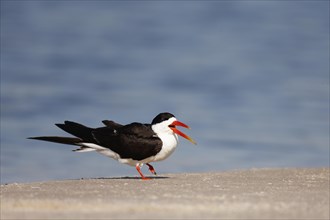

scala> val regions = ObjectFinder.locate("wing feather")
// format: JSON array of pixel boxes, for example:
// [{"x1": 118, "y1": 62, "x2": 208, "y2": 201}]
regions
[{"x1": 92, "y1": 123, "x2": 162, "y2": 160}]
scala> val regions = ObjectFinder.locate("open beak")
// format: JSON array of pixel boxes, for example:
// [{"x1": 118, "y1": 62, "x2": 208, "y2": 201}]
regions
[{"x1": 169, "y1": 120, "x2": 197, "y2": 145}]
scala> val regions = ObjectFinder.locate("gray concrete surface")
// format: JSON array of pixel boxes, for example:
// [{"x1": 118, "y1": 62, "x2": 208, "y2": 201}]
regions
[{"x1": 1, "y1": 168, "x2": 329, "y2": 219}]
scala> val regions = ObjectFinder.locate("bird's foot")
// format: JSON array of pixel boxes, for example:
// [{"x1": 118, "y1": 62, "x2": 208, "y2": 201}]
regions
[
  {"x1": 146, "y1": 163, "x2": 157, "y2": 175},
  {"x1": 136, "y1": 164, "x2": 152, "y2": 180},
  {"x1": 141, "y1": 176, "x2": 151, "y2": 180}
]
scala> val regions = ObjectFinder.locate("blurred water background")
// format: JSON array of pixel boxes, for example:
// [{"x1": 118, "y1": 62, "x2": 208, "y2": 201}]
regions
[{"x1": 1, "y1": 1, "x2": 329, "y2": 183}]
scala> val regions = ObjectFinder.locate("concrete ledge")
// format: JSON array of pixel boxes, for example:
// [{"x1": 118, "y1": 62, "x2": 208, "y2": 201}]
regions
[{"x1": 1, "y1": 168, "x2": 329, "y2": 219}]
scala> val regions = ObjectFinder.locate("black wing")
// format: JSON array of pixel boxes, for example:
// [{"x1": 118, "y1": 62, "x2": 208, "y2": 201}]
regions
[
  {"x1": 92, "y1": 122, "x2": 162, "y2": 161},
  {"x1": 29, "y1": 121, "x2": 110, "y2": 146},
  {"x1": 102, "y1": 120, "x2": 123, "y2": 128},
  {"x1": 56, "y1": 121, "x2": 95, "y2": 142},
  {"x1": 28, "y1": 136, "x2": 82, "y2": 146}
]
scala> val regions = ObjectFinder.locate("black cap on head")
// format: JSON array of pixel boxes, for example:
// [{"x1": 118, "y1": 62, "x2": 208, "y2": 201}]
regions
[{"x1": 152, "y1": 112, "x2": 175, "y2": 125}]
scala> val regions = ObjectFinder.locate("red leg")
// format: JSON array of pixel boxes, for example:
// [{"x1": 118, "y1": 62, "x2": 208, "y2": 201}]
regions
[
  {"x1": 135, "y1": 164, "x2": 150, "y2": 180},
  {"x1": 146, "y1": 163, "x2": 157, "y2": 175}
]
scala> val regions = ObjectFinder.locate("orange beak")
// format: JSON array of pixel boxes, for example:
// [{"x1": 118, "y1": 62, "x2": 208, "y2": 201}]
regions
[{"x1": 169, "y1": 120, "x2": 197, "y2": 145}]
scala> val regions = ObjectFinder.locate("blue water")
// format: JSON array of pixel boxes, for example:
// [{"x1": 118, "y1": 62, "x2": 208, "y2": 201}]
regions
[{"x1": 1, "y1": 1, "x2": 329, "y2": 183}]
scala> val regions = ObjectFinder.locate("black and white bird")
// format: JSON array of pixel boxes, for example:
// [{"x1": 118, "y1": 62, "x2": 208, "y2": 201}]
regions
[{"x1": 28, "y1": 112, "x2": 196, "y2": 180}]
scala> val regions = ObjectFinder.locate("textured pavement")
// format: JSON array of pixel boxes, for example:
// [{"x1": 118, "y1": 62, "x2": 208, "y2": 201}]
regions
[{"x1": 1, "y1": 168, "x2": 329, "y2": 219}]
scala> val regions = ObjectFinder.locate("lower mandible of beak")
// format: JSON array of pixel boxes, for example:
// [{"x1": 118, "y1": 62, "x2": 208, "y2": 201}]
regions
[{"x1": 170, "y1": 125, "x2": 197, "y2": 145}]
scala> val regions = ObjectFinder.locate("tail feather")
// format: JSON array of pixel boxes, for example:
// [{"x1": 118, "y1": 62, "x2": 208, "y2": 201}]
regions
[
  {"x1": 28, "y1": 136, "x2": 82, "y2": 146},
  {"x1": 55, "y1": 121, "x2": 95, "y2": 142}
]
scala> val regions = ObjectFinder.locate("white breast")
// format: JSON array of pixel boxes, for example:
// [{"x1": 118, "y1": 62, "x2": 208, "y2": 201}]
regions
[{"x1": 152, "y1": 133, "x2": 178, "y2": 162}]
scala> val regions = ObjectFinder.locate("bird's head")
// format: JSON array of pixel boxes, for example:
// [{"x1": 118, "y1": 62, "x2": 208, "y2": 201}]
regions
[{"x1": 151, "y1": 112, "x2": 196, "y2": 145}]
